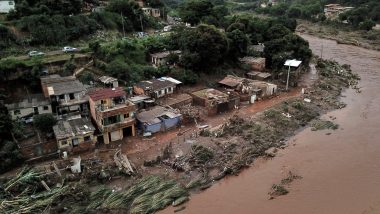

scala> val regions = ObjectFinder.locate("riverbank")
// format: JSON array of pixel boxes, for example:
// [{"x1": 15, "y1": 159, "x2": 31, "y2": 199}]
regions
[
  {"x1": 296, "y1": 20, "x2": 380, "y2": 51},
  {"x1": 161, "y1": 34, "x2": 380, "y2": 214}
]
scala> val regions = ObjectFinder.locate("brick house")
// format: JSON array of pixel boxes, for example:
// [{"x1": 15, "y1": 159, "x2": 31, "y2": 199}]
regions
[{"x1": 88, "y1": 87, "x2": 136, "y2": 144}]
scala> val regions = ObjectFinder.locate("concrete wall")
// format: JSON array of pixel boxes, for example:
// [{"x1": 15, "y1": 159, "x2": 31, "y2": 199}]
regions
[
  {"x1": 161, "y1": 116, "x2": 180, "y2": 130},
  {"x1": 0, "y1": 1, "x2": 15, "y2": 13},
  {"x1": 144, "y1": 122, "x2": 162, "y2": 133},
  {"x1": 9, "y1": 105, "x2": 52, "y2": 120},
  {"x1": 155, "y1": 87, "x2": 174, "y2": 98},
  {"x1": 57, "y1": 133, "x2": 95, "y2": 150}
]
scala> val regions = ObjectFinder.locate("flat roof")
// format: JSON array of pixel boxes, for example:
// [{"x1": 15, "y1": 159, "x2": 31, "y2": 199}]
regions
[
  {"x1": 53, "y1": 117, "x2": 95, "y2": 140},
  {"x1": 135, "y1": 79, "x2": 176, "y2": 91},
  {"x1": 136, "y1": 106, "x2": 181, "y2": 125},
  {"x1": 41, "y1": 75, "x2": 86, "y2": 95},
  {"x1": 284, "y1": 59, "x2": 302, "y2": 67},
  {"x1": 5, "y1": 94, "x2": 50, "y2": 110}
]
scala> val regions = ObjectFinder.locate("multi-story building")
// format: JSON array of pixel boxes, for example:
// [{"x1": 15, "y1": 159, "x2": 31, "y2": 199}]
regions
[
  {"x1": 88, "y1": 87, "x2": 136, "y2": 144},
  {"x1": 40, "y1": 75, "x2": 89, "y2": 116}
]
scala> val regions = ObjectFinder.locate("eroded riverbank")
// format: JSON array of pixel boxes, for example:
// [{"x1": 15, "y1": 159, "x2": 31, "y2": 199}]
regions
[{"x1": 162, "y1": 34, "x2": 380, "y2": 214}]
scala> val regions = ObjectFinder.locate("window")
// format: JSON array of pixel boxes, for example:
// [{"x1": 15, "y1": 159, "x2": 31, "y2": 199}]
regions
[
  {"x1": 43, "y1": 105, "x2": 49, "y2": 110},
  {"x1": 72, "y1": 138, "x2": 79, "y2": 146},
  {"x1": 59, "y1": 94, "x2": 65, "y2": 100},
  {"x1": 14, "y1": 110, "x2": 21, "y2": 115},
  {"x1": 61, "y1": 140, "x2": 68, "y2": 146},
  {"x1": 69, "y1": 93, "x2": 75, "y2": 100},
  {"x1": 9, "y1": 1, "x2": 14, "y2": 5},
  {"x1": 101, "y1": 100, "x2": 106, "y2": 104},
  {"x1": 33, "y1": 107, "x2": 39, "y2": 115},
  {"x1": 103, "y1": 115, "x2": 121, "y2": 126},
  {"x1": 157, "y1": 90, "x2": 162, "y2": 95},
  {"x1": 84, "y1": 136, "x2": 91, "y2": 141},
  {"x1": 168, "y1": 87, "x2": 172, "y2": 92},
  {"x1": 124, "y1": 113, "x2": 129, "y2": 119}
]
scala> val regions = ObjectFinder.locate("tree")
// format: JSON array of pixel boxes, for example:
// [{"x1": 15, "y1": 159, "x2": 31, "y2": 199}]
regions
[
  {"x1": 359, "y1": 19, "x2": 376, "y2": 31},
  {"x1": 287, "y1": 6, "x2": 302, "y2": 18},
  {"x1": 176, "y1": 24, "x2": 228, "y2": 70},
  {"x1": 33, "y1": 113, "x2": 57, "y2": 133},
  {"x1": 0, "y1": 141, "x2": 23, "y2": 173},
  {"x1": 226, "y1": 29, "x2": 249, "y2": 60},
  {"x1": 179, "y1": 0, "x2": 214, "y2": 25}
]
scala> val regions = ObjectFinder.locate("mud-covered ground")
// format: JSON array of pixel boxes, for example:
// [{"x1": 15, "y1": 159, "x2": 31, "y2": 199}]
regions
[
  {"x1": 297, "y1": 20, "x2": 380, "y2": 51},
  {"x1": 0, "y1": 58, "x2": 360, "y2": 214}
]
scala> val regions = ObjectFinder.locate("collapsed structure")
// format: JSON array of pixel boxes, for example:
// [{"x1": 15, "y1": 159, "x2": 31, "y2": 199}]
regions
[
  {"x1": 218, "y1": 75, "x2": 277, "y2": 102},
  {"x1": 5, "y1": 94, "x2": 52, "y2": 120},
  {"x1": 191, "y1": 88, "x2": 239, "y2": 115}
]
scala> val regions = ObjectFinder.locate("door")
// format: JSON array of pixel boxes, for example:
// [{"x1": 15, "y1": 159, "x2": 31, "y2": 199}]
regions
[{"x1": 33, "y1": 107, "x2": 39, "y2": 115}]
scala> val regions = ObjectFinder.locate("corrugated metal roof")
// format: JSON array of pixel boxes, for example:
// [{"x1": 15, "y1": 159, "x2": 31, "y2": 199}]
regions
[
  {"x1": 158, "y1": 76, "x2": 182, "y2": 85},
  {"x1": 88, "y1": 87, "x2": 126, "y2": 101}
]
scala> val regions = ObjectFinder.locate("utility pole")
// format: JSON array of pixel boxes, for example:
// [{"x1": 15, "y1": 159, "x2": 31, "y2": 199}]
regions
[
  {"x1": 286, "y1": 65, "x2": 291, "y2": 91},
  {"x1": 121, "y1": 12, "x2": 126, "y2": 38},
  {"x1": 140, "y1": 15, "x2": 144, "y2": 32}
]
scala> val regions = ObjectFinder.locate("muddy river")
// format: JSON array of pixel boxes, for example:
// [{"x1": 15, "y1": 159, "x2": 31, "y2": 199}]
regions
[{"x1": 162, "y1": 34, "x2": 380, "y2": 214}]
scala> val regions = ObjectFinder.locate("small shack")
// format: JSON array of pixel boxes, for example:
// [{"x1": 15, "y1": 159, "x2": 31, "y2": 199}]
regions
[
  {"x1": 99, "y1": 76, "x2": 118, "y2": 88},
  {"x1": 240, "y1": 57, "x2": 266, "y2": 71},
  {"x1": 128, "y1": 95, "x2": 155, "y2": 110},
  {"x1": 53, "y1": 116, "x2": 96, "y2": 154},
  {"x1": 134, "y1": 78, "x2": 178, "y2": 98},
  {"x1": 136, "y1": 106, "x2": 182, "y2": 134},
  {"x1": 246, "y1": 71, "x2": 272, "y2": 81},
  {"x1": 191, "y1": 88, "x2": 238, "y2": 115}
]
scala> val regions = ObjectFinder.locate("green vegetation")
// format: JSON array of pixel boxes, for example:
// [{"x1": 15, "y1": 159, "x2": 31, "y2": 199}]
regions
[
  {"x1": 0, "y1": 100, "x2": 23, "y2": 173},
  {"x1": 256, "y1": 0, "x2": 379, "y2": 31},
  {"x1": 33, "y1": 113, "x2": 57, "y2": 133},
  {"x1": 2, "y1": 0, "x2": 160, "y2": 47}
]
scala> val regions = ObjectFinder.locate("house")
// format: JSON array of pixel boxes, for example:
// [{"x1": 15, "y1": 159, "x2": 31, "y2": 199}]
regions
[
  {"x1": 0, "y1": 1, "x2": 15, "y2": 13},
  {"x1": 240, "y1": 57, "x2": 266, "y2": 71},
  {"x1": 246, "y1": 71, "x2": 272, "y2": 81},
  {"x1": 191, "y1": 88, "x2": 239, "y2": 115},
  {"x1": 128, "y1": 95, "x2": 154, "y2": 110},
  {"x1": 150, "y1": 50, "x2": 181, "y2": 67},
  {"x1": 88, "y1": 87, "x2": 136, "y2": 144},
  {"x1": 134, "y1": 78, "x2": 177, "y2": 98},
  {"x1": 218, "y1": 75, "x2": 277, "y2": 100},
  {"x1": 324, "y1": 4, "x2": 354, "y2": 20},
  {"x1": 99, "y1": 76, "x2": 118, "y2": 88},
  {"x1": 142, "y1": 7, "x2": 160, "y2": 17},
  {"x1": 53, "y1": 115, "x2": 96, "y2": 153},
  {"x1": 248, "y1": 43, "x2": 265, "y2": 54},
  {"x1": 136, "y1": 106, "x2": 182, "y2": 134},
  {"x1": 5, "y1": 94, "x2": 52, "y2": 120},
  {"x1": 40, "y1": 75, "x2": 89, "y2": 115}
]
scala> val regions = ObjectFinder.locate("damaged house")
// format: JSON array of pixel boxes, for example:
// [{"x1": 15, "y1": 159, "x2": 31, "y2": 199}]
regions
[
  {"x1": 89, "y1": 87, "x2": 136, "y2": 144},
  {"x1": 41, "y1": 75, "x2": 89, "y2": 116},
  {"x1": 136, "y1": 106, "x2": 182, "y2": 134},
  {"x1": 240, "y1": 57, "x2": 266, "y2": 71},
  {"x1": 150, "y1": 51, "x2": 181, "y2": 67},
  {"x1": 99, "y1": 76, "x2": 118, "y2": 88},
  {"x1": 5, "y1": 94, "x2": 52, "y2": 120},
  {"x1": 191, "y1": 88, "x2": 239, "y2": 115},
  {"x1": 219, "y1": 75, "x2": 277, "y2": 102},
  {"x1": 53, "y1": 116, "x2": 96, "y2": 154},
  {"x1": 133, "y1": 78, "x2": 177, "y2": 99}
]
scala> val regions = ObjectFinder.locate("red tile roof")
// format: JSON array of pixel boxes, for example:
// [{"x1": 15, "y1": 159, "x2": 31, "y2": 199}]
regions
[{"x1": 88, "y1": 87, "x2": 126, "y2": 101}]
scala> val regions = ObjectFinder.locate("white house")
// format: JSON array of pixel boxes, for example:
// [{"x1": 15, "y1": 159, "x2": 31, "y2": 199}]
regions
[{"x1": 0, "y1": 1, "x2": 15, "y2": 13}]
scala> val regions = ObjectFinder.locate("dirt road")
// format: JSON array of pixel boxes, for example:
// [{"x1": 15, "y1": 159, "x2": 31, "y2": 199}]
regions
[{"x1": 161, "y1": 34, "x2": 380, "y2": 214}]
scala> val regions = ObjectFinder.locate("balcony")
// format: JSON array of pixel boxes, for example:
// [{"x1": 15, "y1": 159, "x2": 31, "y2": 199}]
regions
[
  {"x1": 95, "y1": 99, "x2": 136, "y2": 119},
  {"x1": 100, "y1": 117, "x2": 135, "y2": 133}
]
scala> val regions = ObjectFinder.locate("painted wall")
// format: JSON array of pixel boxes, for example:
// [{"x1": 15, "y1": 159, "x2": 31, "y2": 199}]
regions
[
  {"x1": 0, "y1": 1, "x2": 15, "y2": 13},
  {"x1": 9, "y1": 104, "x2": 52, "y2": 120},
  {"x1": 57, "y1": 133, "x2": 95, "y2": 150}
]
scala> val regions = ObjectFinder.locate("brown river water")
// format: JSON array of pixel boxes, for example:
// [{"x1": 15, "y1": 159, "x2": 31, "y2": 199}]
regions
[{"x1": 162, "y1": 34, "x2": 380, "y2": 214}]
